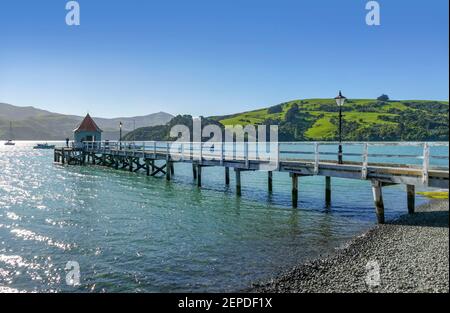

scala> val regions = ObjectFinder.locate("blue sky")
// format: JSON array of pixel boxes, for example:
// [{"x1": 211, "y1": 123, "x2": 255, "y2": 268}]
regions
[{"x1": 0, "y1": 0, "x2": 448, "y2": 117}]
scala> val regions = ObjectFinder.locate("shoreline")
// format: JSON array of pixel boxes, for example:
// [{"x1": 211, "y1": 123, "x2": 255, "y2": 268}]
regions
[{"x1": 251, "y1": 199, "x2": 449, "y2": 293}]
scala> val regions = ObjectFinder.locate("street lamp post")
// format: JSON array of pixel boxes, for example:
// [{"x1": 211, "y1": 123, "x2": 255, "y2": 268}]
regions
[
  {"x1": 119, "y1": 121, "x2": 123, "y2": 150},
  {"x1": 334, "y1": 91, "x2": 347, "y2": 164}
]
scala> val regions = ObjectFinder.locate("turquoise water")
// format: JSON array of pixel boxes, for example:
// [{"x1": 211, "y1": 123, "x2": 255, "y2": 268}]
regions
[{"x1": 0, "y1": 142, "x2": 445, "y2": 292}]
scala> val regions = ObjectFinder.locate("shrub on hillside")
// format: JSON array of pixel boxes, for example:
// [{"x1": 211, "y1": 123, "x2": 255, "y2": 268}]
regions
[{"x1": 267, "y1": 104, "x2": 283, "y2": 114}]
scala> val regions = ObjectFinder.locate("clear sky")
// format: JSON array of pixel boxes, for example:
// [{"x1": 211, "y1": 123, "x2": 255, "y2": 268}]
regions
[{"x1": 0, "y1": 0, "x2": 448, "y2": 118}]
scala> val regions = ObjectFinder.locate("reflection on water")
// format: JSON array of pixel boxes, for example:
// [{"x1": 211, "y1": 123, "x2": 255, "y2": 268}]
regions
[{"x1": 0, "y1": 142, "x2": 437, "y2": 292}]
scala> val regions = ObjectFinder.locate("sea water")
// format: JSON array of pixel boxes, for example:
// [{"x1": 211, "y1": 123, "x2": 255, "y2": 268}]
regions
[{"x1": 0, "y1": 142, "x2": 446, "y2": 292}]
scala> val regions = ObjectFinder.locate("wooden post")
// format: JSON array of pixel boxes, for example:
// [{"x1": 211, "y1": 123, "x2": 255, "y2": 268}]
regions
[
  {"x1": 170, "y1": 162, "x2": 175, "y2": 176},
  {"x1": 196, "y1": 165, "x2": 202, "y2": 187},
  {"x1": 325, "y1": 176, "x2": 331, "y2": 206},
  {"x1": 199, "y1": 142, "x2": 203, "y2": 165},
  {"x1": 180, "y1": 143, "x2": 184, "y2": 161},
  {"x1": 225, "y1": 167, "x2": 230, "y2": 185},
  {"x1": 145, "y1": 159, "x2": 150, "y2": 176},
  {"x1": 291, "y1": 173, "x2": 298, "y2": 208},
  {"x1": 268, "y1": 171, "x2": 273, "y2": 193},
  {"x1": 371, "y1": 181, "x2": 385, "y2": 224},
  {"x1": 193, "y1": 164, "x2": 197, "y2": 180},
  {"x1": 244, "y1": 142, "x2": 249, "y2": 168},
  {"x1": 407, "y1": 184, "x2": 415, "y2": 214},
  {"x1": 235, "y1": 169, "x2": 241, "y2": 196},
  {"x1": 314, "y1": 143, "x2": 319, "y2": 175},
  {"x1": 61, "y1": 151, "x2": 65, "y2": 164},
  {"x1": 165, "y1": 142, "x2": 171, "y2": 181},
  {"x1": 422, "y1": 143, "x2": 430, "y2": 185},
  {"x1": 129, "y1": 157, "x2": 133, "y2": 172},
  {"x1": 166, "y1": 161, "x2": 172, "y2": 181},
  {"x1": 361, "y1": 143, "x2": 369, "y2": 179},
  {"x1": 220, "y1": 142, "x2": 224, "y2": 166},
  {"x1": 135, "y1": 158, "x2": 141, "y2": 172}
]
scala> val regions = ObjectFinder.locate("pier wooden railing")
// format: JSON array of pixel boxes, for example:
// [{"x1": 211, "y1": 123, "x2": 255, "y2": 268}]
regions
[{"x1": 81, "y1": 140, "x2": 449, "y2": 170}]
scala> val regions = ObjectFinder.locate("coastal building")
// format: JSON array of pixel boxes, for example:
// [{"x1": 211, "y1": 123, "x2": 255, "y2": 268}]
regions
[{"x1": 74, "y1": 114, "x2": 103, "y2": 144}]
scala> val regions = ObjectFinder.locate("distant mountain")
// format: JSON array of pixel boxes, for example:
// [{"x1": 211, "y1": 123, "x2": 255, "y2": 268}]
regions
[
  {"x1": 0, "y1": 103, "x2": 173, "y2": 140},
  {"x1": 124, "y1": 99, "x2": 449, "y2": 142},
  {"x1": 123, "y1": 115, "x2": 223, "y2": 141}
]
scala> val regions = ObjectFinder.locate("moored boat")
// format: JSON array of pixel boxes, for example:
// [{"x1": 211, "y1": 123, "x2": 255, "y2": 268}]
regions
[
  {"x1": 33, "y1": 143, "x2": 56, "y2": 149},
  {"x1": 4, "y1": 122, "x2": 15, "y2": 145}
]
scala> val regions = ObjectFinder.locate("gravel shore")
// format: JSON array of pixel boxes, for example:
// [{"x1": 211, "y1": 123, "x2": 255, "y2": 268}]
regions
[{"x1": 253, "y1": 199, "x2": 449, "y2": 293}]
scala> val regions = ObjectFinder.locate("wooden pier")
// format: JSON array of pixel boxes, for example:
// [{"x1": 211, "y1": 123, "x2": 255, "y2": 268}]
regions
[{"x1": 54, "y1": 141, "x2": 449, "y2": 224}]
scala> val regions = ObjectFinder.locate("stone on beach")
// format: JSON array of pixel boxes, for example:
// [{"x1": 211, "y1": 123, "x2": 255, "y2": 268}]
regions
[{"x1": 253, "y1": 199, "x2": 449, "y2": 293}]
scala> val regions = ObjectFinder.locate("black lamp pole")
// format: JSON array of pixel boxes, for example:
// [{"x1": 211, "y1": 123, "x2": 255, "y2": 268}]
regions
[
  {"x1": 335, "y1": 91, "x2": 346, "y2": 164},
  {"x1": 338, "y1": 105, "x2": 343, "y2": 164}
]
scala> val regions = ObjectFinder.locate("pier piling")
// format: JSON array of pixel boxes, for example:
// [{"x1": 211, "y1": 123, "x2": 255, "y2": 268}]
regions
[
  {"x1": 371, "y1": 181, "x2": 385, "y2": 224},
  {"x1": 235, "y1": 169, "x2": 242, "y2": 196},
  {"x1": 325, "y1": 176, "x2": 331, "y2": 206},
  {"x1": 193, "y1": 164, "x2": 197, "y2": 180},
  {"x1": 166, "y1": 161, "x2": 172, "y2": 181},
  {"x1": 196, "y1": 165, "x2": 202, "y2": 187},
  {"x1": 225, "y1": 167, "x2": 230, "y2": 185},
  {"x1": 407, "y1": 184, "x2": 415, "y2": 214},
  {"x1": 291, "y1": 173, "x2": 299, "y2": 208},
  {"x1": 268, "y1": 171, "x2": 273, "y2": 193}
]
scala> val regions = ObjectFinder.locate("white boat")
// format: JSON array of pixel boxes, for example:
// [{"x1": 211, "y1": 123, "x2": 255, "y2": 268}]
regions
[{"x1": 4, "y1": 122, "x2": 15, "y2": 146}]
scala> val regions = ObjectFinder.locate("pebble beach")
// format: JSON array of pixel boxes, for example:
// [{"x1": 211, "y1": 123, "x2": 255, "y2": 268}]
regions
[{"x1": 253, "y1": 199, "x2": 449, "y2": 293}]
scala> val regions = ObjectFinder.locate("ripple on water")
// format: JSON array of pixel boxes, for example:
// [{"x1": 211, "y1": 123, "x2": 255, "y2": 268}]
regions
[
  {"x1": 10, "y1": 228, "x2": 74, "y2": 251},
  {"x1": 6, "y1": 212, "x2": 21, "y2": 221}
]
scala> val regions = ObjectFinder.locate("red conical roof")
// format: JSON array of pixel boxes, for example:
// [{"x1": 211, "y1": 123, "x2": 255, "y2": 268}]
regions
[{"x1": 74, "y1": 114, "x2": 103, "y2": 132}]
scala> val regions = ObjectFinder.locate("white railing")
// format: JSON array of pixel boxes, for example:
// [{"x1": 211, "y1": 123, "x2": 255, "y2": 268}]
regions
[{"x1": 81, "y1": 141, "x2": 449, "y2": 181}]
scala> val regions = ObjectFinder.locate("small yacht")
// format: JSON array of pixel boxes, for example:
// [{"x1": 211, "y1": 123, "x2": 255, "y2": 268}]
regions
[
  {"x1": 4, "y1": 122, "x2": 15, "y2": 145},
  {"x1": 33, "y1": 143, "x2": 56, "y2": 149}
]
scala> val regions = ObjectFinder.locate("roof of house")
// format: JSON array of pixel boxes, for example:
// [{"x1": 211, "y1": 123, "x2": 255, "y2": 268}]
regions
[{"x1": 74, "y1": 114, "x2": 103, "y2": 133}]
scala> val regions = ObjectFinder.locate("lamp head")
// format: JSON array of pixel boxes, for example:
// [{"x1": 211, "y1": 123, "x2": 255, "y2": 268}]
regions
[{"x1": 335, "y1": 91, "x2": 347, "y2": 106}]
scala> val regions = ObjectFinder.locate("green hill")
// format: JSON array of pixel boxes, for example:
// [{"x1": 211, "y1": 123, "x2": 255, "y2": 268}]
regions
[
  {"x1": 211, "y1": 99, "x2": 449, "y2": 141},
  {"x1": 122, "y1": 98, "x2": 449, "y2": 142}
]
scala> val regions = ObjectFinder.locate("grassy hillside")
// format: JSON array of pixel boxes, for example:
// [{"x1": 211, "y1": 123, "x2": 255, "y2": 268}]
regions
[{"x1": 211, "y1": 99, "x2": 449, "y2": 141}]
